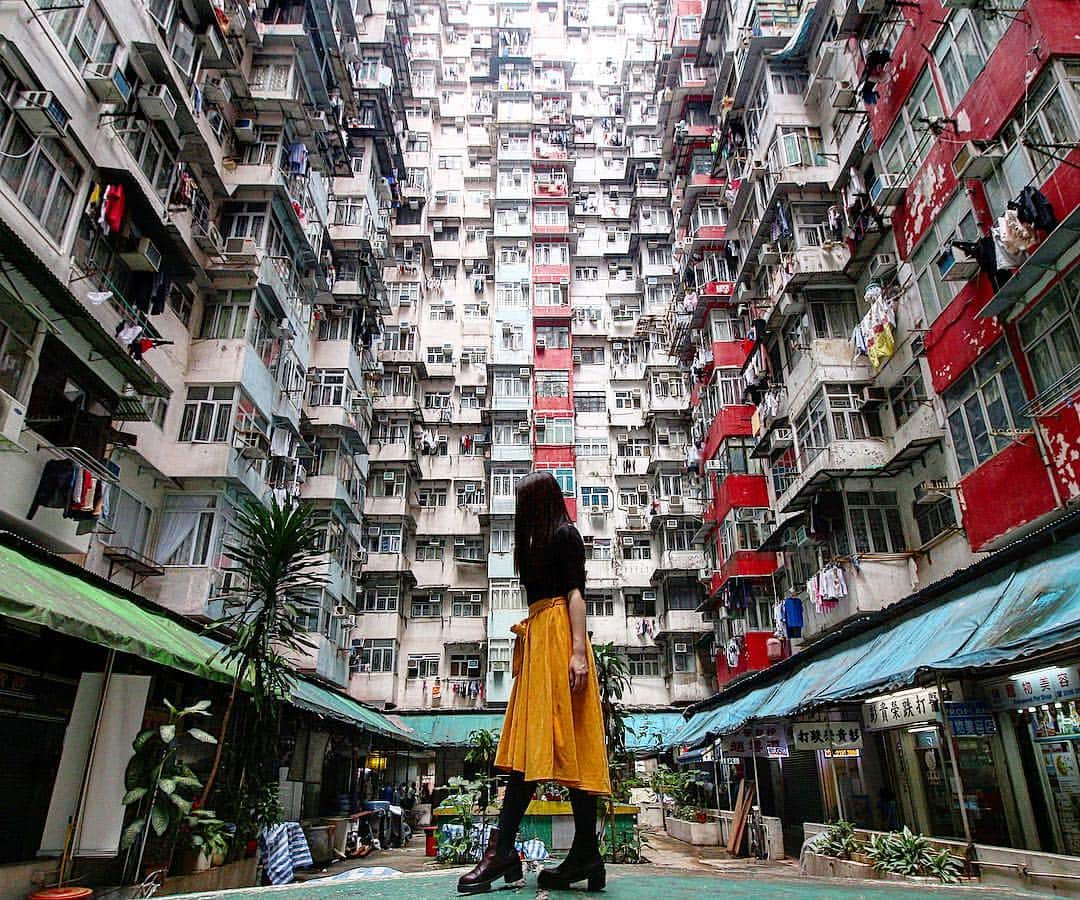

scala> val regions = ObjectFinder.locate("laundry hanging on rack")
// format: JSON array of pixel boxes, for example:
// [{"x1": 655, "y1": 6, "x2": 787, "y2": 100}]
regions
[
  {"x1": 100, "y1": 183, "x2": 126, "y2": 235},
  {"x1": 806, "y1": 563, "x2": 847, "y2": 615},
  {"x1": 851, "y1": 281, "x2": 897, "y2": 370}
]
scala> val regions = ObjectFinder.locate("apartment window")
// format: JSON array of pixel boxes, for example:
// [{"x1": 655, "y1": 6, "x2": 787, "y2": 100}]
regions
[
  {"x1": 534, "y1": 207, "x2": 569, "y2": 227},
  {"x1": 810, "y1": 298, "x2": 860, "y2": 340},
  {"x1": 577, "y1": 346, "x2": 605, "y2": 365},
  {"x1": 574, "y1": 392, "x2": 606, "y2": 414},
  {"x1": 494, "y1": 371, "x2": 529, "y2": 397},
  {"x1": 496, "y1": 283, "x2": 529, "y2": 307},
  {"x1": 492, "y1": 467, "x2": 528, "y2": 497},
  {"x1": 590, "y1": 538, "x2": 612, "y2": 561},
  {"x1": 427, "y1": 345, "x2": 453, "y2": 365},
  {"x1": 932, "y1": 10, "x2": 1008, "y2": 109},
  {"x1": 546, "y1": 467, "x2": 575, "y2": 496},
  {"x1": 646, "y1": 246, "x2": 673, "y2": 267},
  {"x1": 407, "y1": 654, "x2": 440, "y2": 678},
  {"x1": 424, "y1": 391, "x2": 451, "y2": 409},
  {"x1": 463, "y1": 302, "x2": 489, "y2": 319},
  {"x1": 580, "y1": 486, "x2": 611, "y2": 510},
  {"x1": 452, "y1": 593, "x2": 484, "y2": 617},
  {"x1": 915, "y1": 496, "x2": 959, "y2": 546},
  {"x1": 622, "y1": 536, "x2": 652, "y2": 561},
  {"x1": 536, "y1": 417, "x2": 573, "y2": 444},
  {"x1": 0, "y1": 296, "x2": 35, "y2": 398},
  {"x1": 309, "y1": 370, "x2": 349, "y2": 407},
  {"x1": 617, "y1": 438, "x2": 651, "y2": 458},
  {"x1": 199, "y1": 292, "x2": 251, "y2": 339},
  {"x1": 536, "y1": 326, "x2": 569, "y2": 348},
  {"x1": 909, "y1": 191, "x2": 980, "y2": 321},
  {"x1": 534, "y1": 284, "x2": 568, "y2": 306},
  {"x1": 536, "y1": 371, "x2": 569, "y2": 397},
  {"x1": 45, "y1": 0, "x2": 119, "y2": 66},
  {"x1": 415, "y1": 486, "x2": 448, "y2": 508},
  {"x1": 456, "y1": 480, "x2": 485, "y2": 506},
  {"x1": 625, "y1": 592, "x2": 654, "y2": 617},
  {"x1": 355, "y1": 639, "x2": 395, "y2": 673},
  {"x1": 626, "y1": 649, "x2": 660, "y2": 677},
  {"x1": 369, "y1": 524, "x2": 403, "y2": 554},
  {"x1": 450, "y1": 654, "x2": 481, "y2": 677},
  {"x1": 667, "y1": 582, "x2": 700, "y2": 610},
  {"x1": 944, "y1": 341, "x2": 1030, "y2": 475},
  {"x1": 437, "y1": 155, "x2": 462, "y2": 170},
  {"x1": 410, "y1": 593, "x2": 443, "y2": 619},
  {"x1": 881, "y1": 68, "x2": 943, "y2": 176},
  {"x1": 1019, "y1": 266, "x2": 1080, "y2": 398},
  {"x1": 678, "y1": 16, "x2": 700, "y2": 39},
  {"x1": 491, "y1": 579, "x2": 525, "y2": 609},
  {"x1": 709, "y1": 312, "x2": 746, "y2": 343},
  {"x1": 178, "y1": 386, "x2": 235, "y2": 443},
  {"x1": 773, "y1": 126, "x2": 826, "y2": 168},
  {"x1": 586, "y1": 594, "x2": 614, "y2": 617},
  {"x1": 575, "y1": 266, "x2": 599, "y2": 280},
  {"x1": 0, "y1": 75, "x2": 83, "y2": 241},
  {"x1": 157, "y1": 494, "x2": 223, "y2": 566},
  {"x1": 576, "y1": 438, "x2": 609, "y2": 457},
  {"x1": 416, "y1": 538, "x2": 445, "y2": 561},
  {"x1": 361, "y1": 582, "x2": 399, "y2": 612},
  {"x1": 659, "y1": 472, "x2": 684, "y2": 498},
  {"x1": 614, "y1": 390, "x2": 642, "y2": 410}
]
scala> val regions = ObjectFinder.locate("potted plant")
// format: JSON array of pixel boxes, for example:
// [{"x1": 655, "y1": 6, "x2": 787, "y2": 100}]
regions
[
  {"x1": 120, "y1": 699, "x2": 218, "y2": 879},
  {"x1": 176, "y1": 810, "x2": 232, "y2": 873},
  {"x1": 807, "y1": 821, "x2": 877, "y2": 879},
  {"x1": 434, "y1": 777, "x2": 486, "y2": 865},
  {"x1": 863, "y1": 828, "x2": 962, "y2": 884}
]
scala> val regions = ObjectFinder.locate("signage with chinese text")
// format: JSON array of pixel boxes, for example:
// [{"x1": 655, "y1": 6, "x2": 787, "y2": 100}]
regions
[
  {"x1": 862, "y1": 688, "x2": 941, "y2": 731},
  {"x1": 987, "y1": 665, "x2": 1080, "y2": 710},
  {"x1": 792, "y1": 721, "x2": 864, "y2": 751},
  {"x1": 824, "y1": 748, "x2": 861, "y2": 758},
  {"x1": 945, "y1": 700, "x2": 997, "y2": 737},
  {"x1": 721, "y1": 723, "x2": 789, "y2": 758}
]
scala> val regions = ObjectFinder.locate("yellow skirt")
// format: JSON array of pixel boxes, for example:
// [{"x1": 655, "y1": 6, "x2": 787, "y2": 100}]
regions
[{"x1": 494, "y1": 596, "x2": 611, "y2": 796}]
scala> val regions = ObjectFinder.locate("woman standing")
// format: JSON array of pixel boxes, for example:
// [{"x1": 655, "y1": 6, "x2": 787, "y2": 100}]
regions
[{"x1": 458, "y1": 472, "x2": 610, "y2": 893}]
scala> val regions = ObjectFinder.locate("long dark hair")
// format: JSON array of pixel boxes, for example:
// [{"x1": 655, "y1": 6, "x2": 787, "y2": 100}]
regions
[{"x1": 513, "y1": 471, "x2": 570, "y2": 582}]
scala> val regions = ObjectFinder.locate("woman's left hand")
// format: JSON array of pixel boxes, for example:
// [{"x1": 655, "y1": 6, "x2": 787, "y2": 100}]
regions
[{"x1": 569, "y1": 651, "x2": 589, "y2": 693}]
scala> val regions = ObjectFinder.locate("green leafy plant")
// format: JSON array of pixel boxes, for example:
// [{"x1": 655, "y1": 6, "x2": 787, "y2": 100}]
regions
[
  {"x1": 864, "y1": 832, "x2": 899, "y2": 869},
  {"x1": 816, "y1": 820, "x2": 863, "y2": 861},
  {"x1": 201, "y1": 498, "x2": 325, "y2": 807},
  {"x1": 600, "y1": 827, "x2": 648, "y2": 864},
  {"x1": 863, "y1": 828, "x2": 962, "y2": 882},
  {"x1": 926, "y1": 848, "x2": 962, "y2": 884},
  {"x1": 121, "y1": 699, "x2": 217, "y2": 854},
  {"x1": 435, "y1": 776, "x2": 486, "y2": 864},
  {"x1": 179, "y1": 809, "x2": 231, "y2": 862},
  {"x1": 534, "y1": 780, "x2": 569, "y2": 801},
  {"x1": 464, "y1": 727, "x2": 500, "y2": 818}
]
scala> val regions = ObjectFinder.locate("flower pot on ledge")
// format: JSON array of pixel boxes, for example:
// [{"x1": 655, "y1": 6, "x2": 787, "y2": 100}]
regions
[{"x1": 664, "y1": 816, "x2": 720, "y2": 846}]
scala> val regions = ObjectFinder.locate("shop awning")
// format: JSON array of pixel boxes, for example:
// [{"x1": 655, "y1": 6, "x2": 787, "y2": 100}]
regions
[
  {"x1": 624, "y1": 711, "x2": 686, "y2": 751},
  {"x1": 0, "y1": 535, "x2": 421, "y2": 745},
  {"x1": 672, "y1": 530, "x2": 1080, "y2": 747},
  {"x1": 395, "y1": 712, "x2": 505, "y2": 747}
]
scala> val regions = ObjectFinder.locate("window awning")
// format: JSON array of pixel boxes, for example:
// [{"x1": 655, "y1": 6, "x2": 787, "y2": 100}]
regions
[
  {"x1": 0, "y1": 535, "x2": 417, "y2": 745},
  {"x1": 672, "y1": 530, "x2": 1080, "y2": 748}
]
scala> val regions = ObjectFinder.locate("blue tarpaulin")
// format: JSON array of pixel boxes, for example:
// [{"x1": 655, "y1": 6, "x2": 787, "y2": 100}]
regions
[{"x1": 672, "y1": 533, "x2": 1080, "y2": 748}]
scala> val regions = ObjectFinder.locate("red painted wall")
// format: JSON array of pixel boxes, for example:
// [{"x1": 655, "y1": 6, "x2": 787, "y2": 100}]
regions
[
  {"x1": 703, "y1": 404, "x2": 754, "y2": 460},
  {"x1": 960, "y1": 437, "x2": 1058, "y2": 550},
  {"x1": 710, "y1": 473, "x2": 770, "y2": 524},
  {"x1": 712, "y1": 340, "x2": 749, "y2": 369},
  {"x1": 715, "y1": 630, "x2": 783, "y2": 687}
]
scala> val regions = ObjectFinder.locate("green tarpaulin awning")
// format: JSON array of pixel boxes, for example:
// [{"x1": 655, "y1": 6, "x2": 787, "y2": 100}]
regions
[
  {"x1": 672, "y1": 532, "x2": 1080, "y2": 748},
  {"x1": 0, "y1": 539, "x2": 417, "y2": 745}
]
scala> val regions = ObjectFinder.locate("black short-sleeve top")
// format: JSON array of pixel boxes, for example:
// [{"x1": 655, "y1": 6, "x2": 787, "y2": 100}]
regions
[{"x1": 523, "y1": 522, "x2": 587, "y2": 606}]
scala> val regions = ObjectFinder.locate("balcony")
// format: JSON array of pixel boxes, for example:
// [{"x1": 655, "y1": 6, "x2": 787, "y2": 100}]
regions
[
  {"x1": 655, "y1": 608, "x2": 710, "y2": 638},
  {"x1": 776, "y1": 441, "x2": 892, "y2": 512},
  {"x1": 652, "y1": 549, "x2": 706, "y2": 576},
  {"x1": 491, "y1": 442, "x2": 532, "y2": 462},
  {"x1": 654, "y1": 496, "x2": 705, "y2": 518},
  {"x1": 291, "y1": 633, "x2": 349, "y2": 688},
  {"x1": 363, "y1": 549, "x2": 414, "y2": 575},
  {"x1": 770, "y1": 244, "x2": 852, "y2": 296}
]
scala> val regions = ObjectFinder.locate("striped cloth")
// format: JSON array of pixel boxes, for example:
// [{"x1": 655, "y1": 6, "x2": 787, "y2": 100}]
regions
[
  {"x1": 259, "y1": 822, "x2": 313, "y2": 885},
  {"x1": 438, "y1": 823, "x2": 549, "y2": 862},
  {"x1": 324, "y1": 866, "x2": 402, "y2": 881}
]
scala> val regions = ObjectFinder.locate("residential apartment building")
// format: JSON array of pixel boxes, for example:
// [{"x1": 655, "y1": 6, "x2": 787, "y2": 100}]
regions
[
  {"x1": 0, "y1": 0, "x2": 408, "y2": 688},
  {"x1": 0, "y1": 0, "x2": 721, "y2": 714},
  {"x1": 352, "y1": 0, "x2": 717, "y2": 712},
  {"x1": 665, "y1": 0, "x2": 1080, "y2": 688}
]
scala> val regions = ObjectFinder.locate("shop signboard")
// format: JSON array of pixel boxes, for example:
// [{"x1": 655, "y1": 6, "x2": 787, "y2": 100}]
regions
[
  {"x1": 721, "y1": 723, "x2": 789, "y2": 758},
  {"x1": 944, "y1": 700, "x2": 997, "y2": 737},
  {"x1": 986, "y1": 664, "x2": 1080, "y2": 710},
  {"x1": 862, "y1": 688, "x2": 941, "y2": 731},
  {"x1": 792, "y1": 721, "x2": 864, "y2": 751}
]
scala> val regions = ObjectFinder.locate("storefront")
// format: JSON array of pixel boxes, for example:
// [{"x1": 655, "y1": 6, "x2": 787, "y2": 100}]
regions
[{"x1": 985, "y1": 661, "x2": 1080, "y2": 855}]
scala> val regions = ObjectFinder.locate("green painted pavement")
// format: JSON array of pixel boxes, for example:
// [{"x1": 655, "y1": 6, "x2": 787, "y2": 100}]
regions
[{"x1": 167, "y1": 868, "x2": 1055, "y2": 899}]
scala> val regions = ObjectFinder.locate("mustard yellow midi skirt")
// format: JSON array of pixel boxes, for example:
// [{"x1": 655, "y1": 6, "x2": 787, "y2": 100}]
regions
[{"x1": 494, "y1": 596, "x2": 611, "y2": 796}]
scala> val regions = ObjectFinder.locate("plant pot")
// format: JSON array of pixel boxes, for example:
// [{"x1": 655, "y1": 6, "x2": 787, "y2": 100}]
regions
[
  {"x1": 694, "y1": 811, "x2": 707, "y2": 824},
  {"x1": 211, "y1": 850, "x2": 227, "y2": 867},
  {"x1": 174, "y1": 847, "x2": 212, "y2": 875}
]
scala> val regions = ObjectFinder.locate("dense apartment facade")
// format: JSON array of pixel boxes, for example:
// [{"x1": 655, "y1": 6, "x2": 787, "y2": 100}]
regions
[
  {"x1": 668, "y1": 0, "x2": 1080, "y2": 688},
  {"x1": 0, "y1": 0, "x2": 723, "y2": 713}
]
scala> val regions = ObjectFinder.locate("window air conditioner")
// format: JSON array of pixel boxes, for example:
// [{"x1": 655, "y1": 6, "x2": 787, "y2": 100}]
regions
[
  {"x1": 119, "y1": 237, "x2": 163, "y2": 272},
  {"x1": 870, "y1": 172, "x2": 908, "y2": 208},
  {"x1": 642, "y1": 590, "x2": 657, "y2": 602},
  {"x1": 673, "y1": 642, "x2": 689, "y2": 654},
  {"x1": 83, "y1": 63, "x2": 132, "y2": 104},
  {"x1": 13, "y1": 91, "x2": 69, "y2": 136},
  {"x1": 858, "y1": 385, "x2": 888, "y2": 410},
  {"x1": 622, "y1": 536, "x2": 635, "y2": 546},
  {"x1": 0, "y1": 390, "x2": 27, "y2": 448},
  {"x1": 518, "y1": 367, "x2": 531, "y2": 377},
  {"x1": 233, "y1": 118, "x2": 256, "y2": 142},
  {"x1": 868, "y1": 252, "x2": 897, "y2": 281},
  {"x1": 665, "y1": 518, "x2": 678, "y2": 528},
  {"x1": 831, "y1": 80, "x2": 856, "y2": 108},
  {"x1": 138, "y1": 84, "x2": 178, "y2": 121},
  {"x1": 399, "y1": 365, "x2": 413, "y2": 374}
]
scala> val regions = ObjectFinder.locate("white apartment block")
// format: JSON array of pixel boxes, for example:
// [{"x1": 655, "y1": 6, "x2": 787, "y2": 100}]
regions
[{"x1": 0, "y1": 0, "x2": 716, "y2": 713}]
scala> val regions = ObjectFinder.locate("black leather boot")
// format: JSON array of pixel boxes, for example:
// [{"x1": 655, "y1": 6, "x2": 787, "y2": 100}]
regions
[
  {"x1": 457, "y1": 829, "x2": 524, "y2": 894},
  {"x1": 537, "y1": 851, "x2": 606, "y2": 891}
]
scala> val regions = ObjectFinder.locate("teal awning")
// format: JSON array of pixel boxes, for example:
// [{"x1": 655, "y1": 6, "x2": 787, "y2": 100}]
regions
[
  {"x1": 673, "y1": 532, "x2": 1080, "y2": 748},
  {"x1": 625, "y1": 711, "x2": 685, "y2": 751},
  {"x1": 289, "y1": 680, "x2": 418, "y2": 744},
  {"x1": 396, "y1": 712, "x2": 505, "y2": 747}
]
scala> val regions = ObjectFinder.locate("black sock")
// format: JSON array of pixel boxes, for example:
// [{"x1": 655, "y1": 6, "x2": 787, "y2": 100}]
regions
[
  {"x1": 496, "y1": 773, "x2": 534, "y2": 856},
  {"x1": 569, "y1": 789, "x2": 600, "y2": 858}
]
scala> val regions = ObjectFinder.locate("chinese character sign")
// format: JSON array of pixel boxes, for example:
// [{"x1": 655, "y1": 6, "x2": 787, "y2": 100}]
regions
[
  {"x1": 721, "y1": 724, "x2": 789, "y2": 758},
  {"x1": 862, "y1": 689, "x2": 941, "y2": 731},
  {"x1": 792, "y1": 721, "x2": 864, "y2": 751},
  {"x1": 945, "y1": 701, "x2": 997, "y2": 736},
  {"x1": 987, "y1": 665, "x2": 1080, "y2": 710}
]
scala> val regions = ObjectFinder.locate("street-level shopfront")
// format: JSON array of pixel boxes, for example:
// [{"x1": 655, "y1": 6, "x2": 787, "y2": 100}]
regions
[{"x1": 670, "y1": 523, "x2": 1080, "y2": 856}]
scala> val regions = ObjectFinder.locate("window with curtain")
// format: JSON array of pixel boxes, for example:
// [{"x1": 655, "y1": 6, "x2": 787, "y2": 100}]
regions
[{"x1": 157, "y1": 494, "x2": 223, "y2": 566}]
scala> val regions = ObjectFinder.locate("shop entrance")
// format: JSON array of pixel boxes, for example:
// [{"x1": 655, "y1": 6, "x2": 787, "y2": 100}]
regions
[{"x1": 0, "y1": 713, "x2": 67, "y2": 864}]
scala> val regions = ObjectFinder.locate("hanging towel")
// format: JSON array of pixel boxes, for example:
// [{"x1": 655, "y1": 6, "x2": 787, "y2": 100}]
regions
[
  {"x1": 259, "y1": 823, "x2": 313, "y2": 885},
  {"x1": 101, "y1": 184, "x2": 126, "y2": 235}
]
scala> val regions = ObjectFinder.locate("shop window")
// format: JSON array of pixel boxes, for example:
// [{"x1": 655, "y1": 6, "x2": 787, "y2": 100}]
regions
[{"x1": 944, "y1": 341, "x2": 1030, "y2": 474}]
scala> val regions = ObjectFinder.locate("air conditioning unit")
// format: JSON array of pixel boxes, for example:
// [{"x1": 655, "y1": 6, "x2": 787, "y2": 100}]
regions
[
  {"x1": 234, "y1": 118, "x2": 256, "y2": 142},
  {"x1": 590, "y1": 506, "x2": 608, "y2": 517},
  {"x1": 517, "y1": 240, "x2": 529, "y2": 248},
  {"x1": 399, "y1": 365, "x2": 413, "y2": 374},
  {"x1": 665, "y1": 519, "x2": 678, "y2": 529},
  {"x1": 138, "y1": 84, "x2": 178, "y2": 121},
  {"x1": 869, "y1": 252, "x2": 898, "y2": 281},
  {"x1": 870, "y1": 172, "x2": 908, "y2": 208},
  {"x1": 674, "y1": 642, "x2": 689, "y2": 654},
  {"x1": 952, "y1": 140, "x2": 1004, "y2": 180},
  {"x1": 748, "y1": 159, "x2": 767, "y2": 180},
  {"x1": 735, "y1": 507, "x2": 767, "y2": 523},
  {"x1": 831, "y1": 80, "x2": 856, "y2": 108},
  {"x1": 119, "y1": 237, "x2": 162, "y2": 272},
  {"x1": 759, "y1": 243, "x2": 780, "y2": 266},
  {"x1": 937, "y1": 245, "x2": 981, "y2": 282},
  {"x1": 201, "y1": 75, "x2": 232, "y2": 106},
  {"x1": 517, "y1": 421, "x2": 530, "y2": 432},
  {"x1": 778, "y1": 293, "x2": 805, "y2": 317},
  {"x1": 911, "y1": 333, "x2": 926, "y2": 357},
  {"x1": 572, "y1": 351, "x2": 583, "y2": 363},
  {"x1": 435, "y1": 191, "x2": 448, "y2": 204},
  {"x1": 858, "y1": 385, "x2": 888, "y2": 410},
  {"x1": 0, "y1": 390, "x2": 27, "y2": 448},
  {"x1": 332, "y1": 604, "x2": 349, "y2": 618},
  {"x1": 83, "y1": 63, "x2": 132, "y2": 104},
  {"x1": 915, "y1": 479, "x2": 951, "y2": 504},
  {"x1": 519, "y1": 367, "x2": 531, "y2": 377},
  {"x1": 621, "y1": 536, "x2": 635, "y2": 546},
  {"x1": 770, "y1": 427, "x2": 794, "y2": 452},
  {"x1": 559, "y1": 276, "x2": 570, "y2": 285},
  {"x1": 224, "y1": 236, "x2": 259, "y2": 262},
  {"x1": 13, "y1": 91, "x2": 69, "y2": 136},
  {"x1": 491, "y1": 659, "x2": 508, "y2": 672},
  {"x1": 197, "y1": 25, "x2": 226, "y2": 63},
  {"x1": 536, "y1": 336, "x2": 546, "y2": 348}
]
